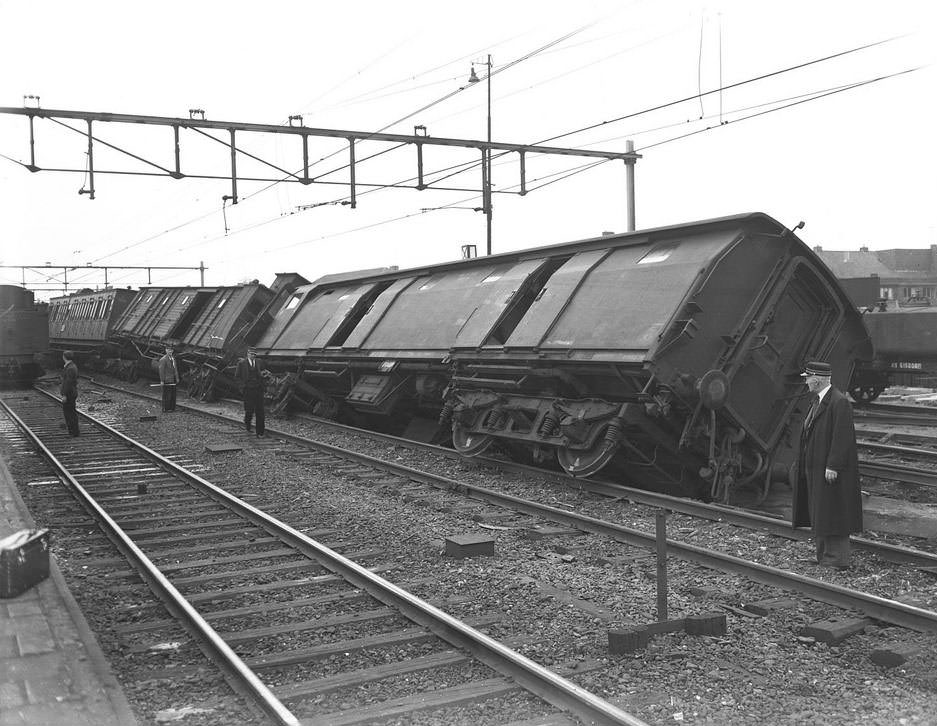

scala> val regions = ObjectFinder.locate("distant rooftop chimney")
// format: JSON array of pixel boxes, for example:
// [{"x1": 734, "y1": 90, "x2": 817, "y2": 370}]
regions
[
  {"x1": 813, "y1": 245, "x2": 823, "y2": 253},
  {"x1": 601, "y1": 231, "x2": 615, "y2": 237}
]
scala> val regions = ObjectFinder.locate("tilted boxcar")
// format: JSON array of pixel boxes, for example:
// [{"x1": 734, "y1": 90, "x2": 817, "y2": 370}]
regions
[
  {"x1": 0, "y1": 284, "x2": 48, "y2": 386},
  {"x1": 111, "y1": 278, "x2": 305, "y2": 398},
  {"x1": 254, "y1": 213, "x2": 871, "y2": 501},
  {"x1": 48, "y1": 288, "x2": 137, "y2": 357}
]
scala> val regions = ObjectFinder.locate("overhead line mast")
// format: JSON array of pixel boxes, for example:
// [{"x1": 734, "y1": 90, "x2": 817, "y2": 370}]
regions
[{"x1": 0, "y1": 106, "x2": 641, "y2": 248}]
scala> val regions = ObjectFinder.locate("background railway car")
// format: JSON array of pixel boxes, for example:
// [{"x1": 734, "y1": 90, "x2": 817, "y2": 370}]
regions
[
  {"x1": 254, "y1": 213, "x2": 871, "y2": 501},
  {"x1": 849, "y1": 302, "x2": 937, "y2": 401},
  {"x1": 47, "y1": 288, "x2": 137, "y2": 360},
  {"x1": 0, "y1": 284, "x2": 48, "y2": 386}
]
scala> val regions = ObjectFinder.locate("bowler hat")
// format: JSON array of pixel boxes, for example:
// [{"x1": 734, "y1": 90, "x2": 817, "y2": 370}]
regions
[{"x1": 801, "y1": 361, "x2": 832, "y2": 377}]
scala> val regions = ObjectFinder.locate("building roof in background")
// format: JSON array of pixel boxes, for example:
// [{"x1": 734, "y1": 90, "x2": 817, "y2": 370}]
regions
[{"x1": 815, "y1": 245, "x2": 937, "y2": 280}]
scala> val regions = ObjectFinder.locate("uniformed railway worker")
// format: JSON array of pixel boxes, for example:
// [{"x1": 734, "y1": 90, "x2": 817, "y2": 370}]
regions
[
  {"x1": 792, "y1": 361, "x2": 863, "y2": 569},
  {"x1": 157, "y1": 344, "x2": 179, "y2": 412},
  {"x1": 60, "y1": 350, "x2": 79, "y2": 436},
  {"x1": 236, "y1": 347, "x2": 266, "y2": 437}
]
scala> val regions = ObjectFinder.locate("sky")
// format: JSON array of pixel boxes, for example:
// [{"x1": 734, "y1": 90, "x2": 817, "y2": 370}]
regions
[{"x1": 1, "y1": 0, "x2": 934, "y2": 298}]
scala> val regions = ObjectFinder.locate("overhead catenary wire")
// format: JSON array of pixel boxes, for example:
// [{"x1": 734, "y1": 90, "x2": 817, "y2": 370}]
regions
[
  {"x1": 254, "y1": 64, "x2": 923, "y2": 253},
  {"x1": 173, "y1": 62, "x2": 920, "y2": 263},
  {"x1": 61, "y1": 23, "x2": 598, "y2": 271}
]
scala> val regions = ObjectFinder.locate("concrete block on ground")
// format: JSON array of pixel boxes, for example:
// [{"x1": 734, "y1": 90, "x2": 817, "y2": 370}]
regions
[
  {"x1": 444, "y1": 534, "x2": 495, "y2": 558},
  {"x1": 870, "y1": 643, "x2": 921, "y2": 668},
  {"x1": 800, "y1": 617, "x2": 869, "y2": 645},
  {"x1": 645, "y1": 618, "x2": 686, "y2": 635},
  {"x1": 204, "y1": 443, "x2": 242, "y2": 454},
  {"x1": 608, "y1": 627, "x2": 649, "y2": 654},
  {"x1": 138, "y1": 415, "x2": 157, "y2": 422},
  {"x1": 743, "y1": 597, "x2": 799, "y2": 616},
  {"x1": 685, "y1": 612, "x2": 727, "y2": 636}
]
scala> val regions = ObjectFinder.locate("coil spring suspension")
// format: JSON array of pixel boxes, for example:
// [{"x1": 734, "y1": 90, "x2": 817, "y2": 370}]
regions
[
  {"x1": 438, "y1": 399, "x2": 456, "y2": 425},
  {"x1": 604, "y1": 416, "x2": 625, "y2": 445},
  {"x1": 484, "y1": 409, "x2": 507, "y2": 429},
  {"x1": 538, "y1": 410, "x2": 560, "y2": 437}
]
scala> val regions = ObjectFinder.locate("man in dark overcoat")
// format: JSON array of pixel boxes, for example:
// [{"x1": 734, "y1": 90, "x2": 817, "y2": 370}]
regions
[
  {"x1": 235, "y1": 347, "x2": 266, "y2": 437},
  {"x1": 792, "y1": 361, "x2": 862, "y2": 569},
  {"x1": 157, "y1": 344, "x2": 179, "y2": 412},
  {"x1": 60, "y1": 350, "x2": 80, "y2": 436}
]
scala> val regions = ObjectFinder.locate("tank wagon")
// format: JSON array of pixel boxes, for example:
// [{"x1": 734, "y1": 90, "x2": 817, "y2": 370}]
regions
[
  {"x1": 0, "y1": 284, "x2": 48, "y2": 386},
  {"x1": 254, "y1": 213, "x2": 871, "y2": 500},
  {"x1": 848, "y1": 301, "x2": 937, "y2": 401}
]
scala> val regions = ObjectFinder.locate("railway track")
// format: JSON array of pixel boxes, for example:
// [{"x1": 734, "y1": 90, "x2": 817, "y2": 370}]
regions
[
  {"x1": 37, "y1": 380, "x2": 937, "y2": 634},
  {"x1": 0, "y1": 390, "x2": 645, "y2": 726},
  {"x1": 76, "y1": 377, "x2": 937, "y2": 568},
  {"x1": 854, "y1": 401, "x2": 937, "y2": 428}
]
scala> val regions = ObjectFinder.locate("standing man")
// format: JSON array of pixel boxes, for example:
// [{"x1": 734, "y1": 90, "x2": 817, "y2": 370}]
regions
[
  {"x1": 60, "y1": 350, "x2": 79, "y2": 436},
  {"x1": 158, "y1": 344, "x2": 179, "y2": 412},
  {"x1": 236, "y1": 347, "x2": 266, "y2": 437},
  {"x1": 792, "y1": 361, "x2": 863, "y2": 569}
]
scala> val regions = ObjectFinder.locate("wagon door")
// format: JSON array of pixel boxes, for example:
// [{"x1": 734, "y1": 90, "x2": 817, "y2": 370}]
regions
[{"x1": 725, "y1": 260, "x2": 841, "y2": 448}]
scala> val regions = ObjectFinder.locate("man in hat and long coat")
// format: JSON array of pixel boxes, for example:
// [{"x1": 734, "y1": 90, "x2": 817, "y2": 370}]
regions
[
  {"x1": 157, "y1": 344, "x2": 179, "y2": 412},
  {"x1": 792, "y1": 361, "x2": 863, "y2": 569},
  {"x1": 236, "y1": 346, "x2": 266, "y2": 437}
]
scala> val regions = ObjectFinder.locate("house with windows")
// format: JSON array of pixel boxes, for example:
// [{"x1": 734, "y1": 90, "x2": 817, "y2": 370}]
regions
[{"x1": 814, "y1": 244, "x2": 937, "y2": 307}]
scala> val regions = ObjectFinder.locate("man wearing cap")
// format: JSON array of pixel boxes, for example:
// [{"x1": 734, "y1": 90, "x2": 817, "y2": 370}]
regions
[
  {"x1": 792, "y1": 361, "x2": 862, "y2": 569},
  {"x1": 236, "y1": 347, "x2": 266, "y2": 437},
  {"x1": 157, "y1": 344, "x2": 179, "y2": 412},
  {"x1": 60, "y1": 350, "x2": 80, "y2": 436}
]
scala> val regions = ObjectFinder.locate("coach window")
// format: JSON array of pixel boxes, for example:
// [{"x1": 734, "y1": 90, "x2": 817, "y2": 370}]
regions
[{"x1": 285, "y1": 294, "x2": 301, "y2": 310}]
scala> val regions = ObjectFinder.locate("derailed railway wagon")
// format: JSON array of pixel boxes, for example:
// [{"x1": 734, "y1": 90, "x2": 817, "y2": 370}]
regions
[
  {"x1": 47, "y1": 288, "x2": 137, "y2": 370},
  {"x1": 111, "y1": 277, "x2": 305, "y2": 398},
  {"x1": 254, "y1": 213, "x2": 872, "y2": 501}
]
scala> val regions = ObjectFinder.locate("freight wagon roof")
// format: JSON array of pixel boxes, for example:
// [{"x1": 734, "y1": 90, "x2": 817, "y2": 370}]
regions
[
  {"x1": 296, "y1": 213, "x2": 806, "y2": 289},
  {"x1": 256, "y1": 212, "x2": 858, "y2": 362}
]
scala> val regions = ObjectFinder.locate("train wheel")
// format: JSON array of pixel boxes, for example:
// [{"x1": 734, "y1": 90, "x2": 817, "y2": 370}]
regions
[
  {"x1": 849, "y1": 385, "x2": 881, "y2": 404},
  {"x1": 452, "y1": 425, "x2": 494, "y2": 457},
  {"x1": 556, "y1": 437, "x2": 617, "y2": 478}
]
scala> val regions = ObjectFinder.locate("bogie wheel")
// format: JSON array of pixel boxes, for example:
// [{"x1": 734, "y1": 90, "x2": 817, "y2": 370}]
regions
[
  {"x1": 849, "y1": 385, "x2": 881, "y2": 404},
  {"x1": 556, "y1": 430, "x2": 618, "y2": 478},
  {"x1": 452, "y1": 425, "x2": 494, "y2": 457}
]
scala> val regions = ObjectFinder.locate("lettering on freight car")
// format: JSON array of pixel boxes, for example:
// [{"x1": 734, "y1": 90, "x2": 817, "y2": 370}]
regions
[{"x1": 893, "y1": 362, "x2": 924, "y2": 370}]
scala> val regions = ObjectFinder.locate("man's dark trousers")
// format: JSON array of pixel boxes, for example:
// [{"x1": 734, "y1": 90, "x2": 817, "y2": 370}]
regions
[
  {"x1": 162, "y1": 384, "x2": 177, "y2": 412},
  {"x1": 244, "y1": 388, "x2": 265, "y2": 435},
  {"x1": 63, "y1": 393, "x2": 79, "y2": 435}
]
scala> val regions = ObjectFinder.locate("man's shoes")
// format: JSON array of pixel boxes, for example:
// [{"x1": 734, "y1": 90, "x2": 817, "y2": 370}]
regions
[
  {"x1": 256, "y1": 432, "x2": 264, "y2": 438},
  {"x1": 246, "y1": 426, "x2": 252, "y2": 433}
]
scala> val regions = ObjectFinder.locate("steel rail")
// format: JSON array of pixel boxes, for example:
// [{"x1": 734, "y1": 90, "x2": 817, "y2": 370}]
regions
[
  {"x1": 75, "y1": 378, "x2": 937, "y2": 568},
  {"x1": 860, "y1": 440, "x2": 937, "y2": 461},
  {"x1": 255, "y1": 432, "x2": 937, "y2": 632},
  {"x1": 78, "y1": 379, "x2": 937, "y2": 632},
  {"x1": 860, "y1": 460, "x2": 937, "y2": 489},
  {"x1": 21, "y1": 388, "x2": 646, "y2": 726},
  {"x1": 0, "y1": 396, "x2": 301, "y2": 726}
]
